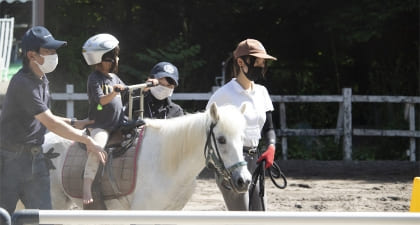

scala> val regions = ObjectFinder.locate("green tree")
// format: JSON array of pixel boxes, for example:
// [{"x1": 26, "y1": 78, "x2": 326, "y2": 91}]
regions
[{"x1": 120, "y1": 36, "x2": 206, "y2": 92}]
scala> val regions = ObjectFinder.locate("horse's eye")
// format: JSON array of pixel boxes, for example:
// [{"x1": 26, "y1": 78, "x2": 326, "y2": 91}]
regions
[{"x1": 217, "y1": 136, "x2": 226, "y2": 144}]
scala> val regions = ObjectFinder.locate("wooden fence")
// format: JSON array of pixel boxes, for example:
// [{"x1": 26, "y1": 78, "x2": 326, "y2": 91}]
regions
[
  {"x1": 272, "y1": 88, "x2": 420, "y2": 162},
  {"x1": 52, "y1": 85, "x2": 420, "y2": 162}
]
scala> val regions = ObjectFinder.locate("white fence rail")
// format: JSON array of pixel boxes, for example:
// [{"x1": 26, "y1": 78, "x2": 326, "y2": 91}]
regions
[
  {"x1": 52, "y1": 84, "x2": 420, "y2": 162},
  {"x1": 11, "y1": 210, "x2": 420, "y2": 225},
  {"x1": 0, "y1": 17, "x2": 14, "y2": 81}
]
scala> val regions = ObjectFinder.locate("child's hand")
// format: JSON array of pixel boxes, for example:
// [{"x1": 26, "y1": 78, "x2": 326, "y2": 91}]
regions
[{"x1": 113, "y1": 84, "x2": 126, "y2": 93}]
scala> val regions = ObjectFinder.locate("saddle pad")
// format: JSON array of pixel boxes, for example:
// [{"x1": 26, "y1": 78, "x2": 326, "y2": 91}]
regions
[{"x1": 62, "y1": 127, "x2": 145, "y2": 199}]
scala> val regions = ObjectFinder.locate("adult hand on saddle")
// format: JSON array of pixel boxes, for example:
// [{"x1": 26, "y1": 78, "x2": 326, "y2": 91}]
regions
[
  {"x1": 97, "y1": 149, "x2": 107, "y2": 165},
  {"x1": 257, "y1": 144, "x2": 275, "y2": 169},
  {"x1": 86, "y1": 141, "x2": 107, "y2": 164},
  {"x1": 74, "y1": 118, "x2": 94, "y2": 130}
]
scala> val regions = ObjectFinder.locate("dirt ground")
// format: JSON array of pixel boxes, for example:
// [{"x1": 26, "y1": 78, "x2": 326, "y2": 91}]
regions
[
  {"x1": 184, "y1": 160, "x2": 420, "y2": 212},
  {"x1": 14, "y1": 160, "x2": 420, "y2": 212}
]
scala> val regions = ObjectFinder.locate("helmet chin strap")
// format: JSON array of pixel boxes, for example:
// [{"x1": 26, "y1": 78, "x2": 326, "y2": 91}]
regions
[
  {"x1": 109, "y1": 62, "x2": 117, "y2": 73},
  {"x1": 103, "y1": 57, "x2": 118, "y2": 74},
  {"x1": 97, "y1": 59, "x2": 118, "y2": 75}
]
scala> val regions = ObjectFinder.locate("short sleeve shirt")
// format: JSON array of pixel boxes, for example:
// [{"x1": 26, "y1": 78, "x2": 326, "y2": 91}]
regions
[
  {"x1": 206, "y1": 78, "x2": 273, "y2": 147},
  {"x1": 87, "y1": 71, "x2": 125, "y2": 131},
  {"x1": 0, "y1": 68, "x2": 50, "y2": 146}
]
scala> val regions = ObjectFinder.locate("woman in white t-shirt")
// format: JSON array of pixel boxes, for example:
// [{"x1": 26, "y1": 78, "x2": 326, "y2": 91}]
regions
[{"x1": 206, "y1": 39, "x2": 277, "y2": 211}]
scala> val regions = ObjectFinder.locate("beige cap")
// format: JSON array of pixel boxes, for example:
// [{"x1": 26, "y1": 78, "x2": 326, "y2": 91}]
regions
[{"x1": 233, "y1": 39, "x2": 277, "y2": 60}]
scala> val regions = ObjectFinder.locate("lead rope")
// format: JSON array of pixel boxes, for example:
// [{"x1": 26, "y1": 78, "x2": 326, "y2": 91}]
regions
[{"x1": 249, "y1": 159, "x2": 287, "y2": 211}]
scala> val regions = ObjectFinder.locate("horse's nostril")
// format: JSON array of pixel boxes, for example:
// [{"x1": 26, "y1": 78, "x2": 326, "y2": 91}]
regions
[
  {"x1": 237, "y1": 178, "x2": 250, "y2": 189},
  {"x1": 237, "y1": 178, "x2": 245, "y2": 187}
]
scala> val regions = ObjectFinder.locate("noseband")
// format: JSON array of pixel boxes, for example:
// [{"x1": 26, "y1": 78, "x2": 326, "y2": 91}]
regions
[{"x1": 204, "y1": 122, "x2": 247, "y2": 192}]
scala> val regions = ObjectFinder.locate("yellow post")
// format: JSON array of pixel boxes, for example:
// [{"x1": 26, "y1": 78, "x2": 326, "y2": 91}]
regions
[{"x1": 410, "y1": 177, "x2": 420, "y2": 212}]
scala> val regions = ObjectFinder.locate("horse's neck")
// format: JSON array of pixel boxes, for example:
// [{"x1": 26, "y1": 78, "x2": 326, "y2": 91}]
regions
[{"x1": 158, "y1": 113, "x2": 209, "y2": 180}]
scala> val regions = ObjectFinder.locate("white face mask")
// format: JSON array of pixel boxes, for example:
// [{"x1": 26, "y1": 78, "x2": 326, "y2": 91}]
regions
[
  {"x1": 150, "y1": 85, "x2": 174, "y2": 100},
  {"x1": 34, "y1": 54, "x2": 59, "y2": 74}
]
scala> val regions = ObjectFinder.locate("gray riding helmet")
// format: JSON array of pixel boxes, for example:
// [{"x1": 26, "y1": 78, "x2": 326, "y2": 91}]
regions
[{"x1": 150, "y1": 62, "x2": 179, "y2": 86}]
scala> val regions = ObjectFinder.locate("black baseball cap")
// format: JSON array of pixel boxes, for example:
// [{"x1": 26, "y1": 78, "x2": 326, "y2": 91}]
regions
[
  {"x1": 21, "y1": 26, "x2": 67, "y2": 53},
  {"x1": 150, "y1": 62, "x2": 179, "y2": 86}
]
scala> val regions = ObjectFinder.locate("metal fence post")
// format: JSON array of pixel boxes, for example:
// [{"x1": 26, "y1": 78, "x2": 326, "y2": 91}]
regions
[{"x1": 342, "y1": 88, "x2": 352, "y2": 161}]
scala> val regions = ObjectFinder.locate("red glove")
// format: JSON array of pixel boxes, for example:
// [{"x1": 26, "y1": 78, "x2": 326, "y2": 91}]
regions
[{"x1": 257, "y1": 144, "x2": 275, "y2": 169}]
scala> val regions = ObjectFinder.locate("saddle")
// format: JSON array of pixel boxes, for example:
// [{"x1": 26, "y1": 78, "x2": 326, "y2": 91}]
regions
[{"x1": 61, "y1": 125, "x2": 145, "y2": 203}]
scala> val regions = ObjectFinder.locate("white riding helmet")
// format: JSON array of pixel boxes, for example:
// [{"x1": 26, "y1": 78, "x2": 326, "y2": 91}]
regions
[{"x1": 82, "y1": 33, "x2": 119, "y2": 65}]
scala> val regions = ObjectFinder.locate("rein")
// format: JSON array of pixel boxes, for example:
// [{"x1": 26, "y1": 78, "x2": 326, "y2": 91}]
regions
[
  {"x1": 249, "y1": 159, "x2": 287, "y2": 210},
  {"x1": 204, "y1": 122, "x2": 247, "y2": 192}
]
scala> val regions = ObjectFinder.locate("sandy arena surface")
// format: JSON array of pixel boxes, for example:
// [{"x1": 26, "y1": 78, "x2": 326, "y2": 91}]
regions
[
  {"x1": 14, "y1": 160, "x2": 419, "y2": 213},
  {"x1": 184, "y1": 160, "x2": 420, "y2": 211}
]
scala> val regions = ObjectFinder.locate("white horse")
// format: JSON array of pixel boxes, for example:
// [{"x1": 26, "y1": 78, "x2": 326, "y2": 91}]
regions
[{"x1": 43, "y1": 103, "x2": 251, "y2": 210}]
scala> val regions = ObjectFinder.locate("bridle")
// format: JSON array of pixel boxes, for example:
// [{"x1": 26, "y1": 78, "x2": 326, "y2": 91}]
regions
[{"x1": 204, "y1": 122, "x2": 247, "y2": 192}]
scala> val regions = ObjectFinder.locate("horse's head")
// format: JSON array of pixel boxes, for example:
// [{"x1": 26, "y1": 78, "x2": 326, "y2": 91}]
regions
[{"x1": 205, "y1": 103, "x2": 251, "y2": 193}]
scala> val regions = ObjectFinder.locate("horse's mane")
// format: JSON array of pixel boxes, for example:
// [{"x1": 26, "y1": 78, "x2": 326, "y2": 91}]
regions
[
  {"x1": 145, "y1": 111, "x2": 209, "y2": 173},
  {"x1": 144, "y1": 105, "x2": 245, "y2": 173}
]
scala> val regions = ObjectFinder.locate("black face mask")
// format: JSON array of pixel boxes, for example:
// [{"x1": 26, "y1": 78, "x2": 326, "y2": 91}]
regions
[
  {"x1": 244, "y1": 66, "x2": 264, "y2": 81},
  {"x1": 242, "y1": 56, "x2": 265, "y2": 81}
]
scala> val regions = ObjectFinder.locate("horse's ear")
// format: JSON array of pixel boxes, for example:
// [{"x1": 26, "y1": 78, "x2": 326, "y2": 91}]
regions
[
  {"x1": 209, "y1": 102, "x2": 220, "y2": 122},
  {"x1": 239, "y1": 103, "x2": 247, "y2": 114}
]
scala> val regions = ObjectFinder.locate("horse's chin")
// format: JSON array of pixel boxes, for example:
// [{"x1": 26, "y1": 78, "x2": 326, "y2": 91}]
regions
[{"x1": 233, "y1": 185, "x2": 249, "y2": 194}]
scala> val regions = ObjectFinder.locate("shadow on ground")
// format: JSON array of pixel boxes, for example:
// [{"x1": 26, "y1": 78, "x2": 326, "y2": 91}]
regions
[{"x1": 199, "y1": 160, "x2": 420, "y2": 182}]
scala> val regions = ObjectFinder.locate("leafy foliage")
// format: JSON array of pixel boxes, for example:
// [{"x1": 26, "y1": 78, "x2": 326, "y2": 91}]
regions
[{"x1": 120, "y1": 36, "x2": 206, "y2": 91}]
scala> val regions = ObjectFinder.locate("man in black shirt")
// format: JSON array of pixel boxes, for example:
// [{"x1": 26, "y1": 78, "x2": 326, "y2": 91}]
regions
[{"x1": 0, "y1": 26, "x2": 106, "y2": 214}]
